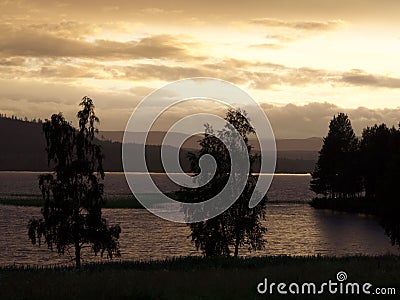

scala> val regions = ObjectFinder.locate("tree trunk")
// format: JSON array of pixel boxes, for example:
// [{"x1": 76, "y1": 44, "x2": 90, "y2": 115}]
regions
[
  {"x1": 75, "y1": 242, "x2": 81, "y2": 269},
  {"x1": 219, "y1": 218, "x2": 230, "y2": 257},
  {"x1": 234, "y1": 238, "x2": 239, "y2": 257}
]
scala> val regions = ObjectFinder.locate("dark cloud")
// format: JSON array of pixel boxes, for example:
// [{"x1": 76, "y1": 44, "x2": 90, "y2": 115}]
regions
[
  {"x1": 0, "y1": 24, "x2": 196, "y2": 60},
  {"x1": 342, "y1": 70, "x2": 400, "y2": 89}
]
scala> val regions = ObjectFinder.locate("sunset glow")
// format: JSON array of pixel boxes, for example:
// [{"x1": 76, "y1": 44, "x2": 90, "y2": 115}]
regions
[{"x1": 1, "y1": 0, "x2": 399, "y2": 137}]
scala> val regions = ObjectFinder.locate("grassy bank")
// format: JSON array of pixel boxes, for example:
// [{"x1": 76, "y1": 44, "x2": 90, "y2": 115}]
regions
[
  {"x1": 0, "y1": 193, "x2": 173, "y2": 209},
  {"x1": 1, "y1": 256, "x2": 399, "y2": 299}
]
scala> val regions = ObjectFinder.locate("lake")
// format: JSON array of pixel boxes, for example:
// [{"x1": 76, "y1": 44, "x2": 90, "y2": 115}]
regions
[
  {"x1": 0, "y1": 172, "x2": 398, "y2": 266},
  {"x1": 0, "y1": 172, "x2": 315, "y2": 201}
]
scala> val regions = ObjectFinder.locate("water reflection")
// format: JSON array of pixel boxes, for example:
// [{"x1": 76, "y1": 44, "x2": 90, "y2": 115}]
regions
[
  {"x1": 0, "y1": 204, "x2": 398, "y2": 266},
  {"x1": 312, "y1": 209, "x2": 395, "y2": 256},
  {"x1": 0, "y1": 172, "x2": 315, "y2": 202}
]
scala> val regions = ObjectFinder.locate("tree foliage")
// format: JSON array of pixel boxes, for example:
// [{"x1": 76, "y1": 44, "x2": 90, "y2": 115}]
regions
[
  {"x1": 311, "y1": 113, "x2": 400, "y2": 248},
  {"x1": 28, "y1": 97, "x2": 121, "y2": 268},
  {"x1": 182, "y1": 109, "x2": 267, "y2": 257},
  {"x1": 311, "y1": 113, "x2": 361, "y2": 199},
  {"x1": 360, "y1": 124, "x2": 393, "y2": 199},
  {"x1": 365, "y1": 124, "x2": 400, "y2": 246}
]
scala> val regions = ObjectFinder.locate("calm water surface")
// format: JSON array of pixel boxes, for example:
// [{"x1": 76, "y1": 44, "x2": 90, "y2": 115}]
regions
[
  {"x1": 0, "y1": 172, "x2": 315, "y2": 201},
  {"x1": 0, "y1": 172, "x2": 398, "y2": 266}
]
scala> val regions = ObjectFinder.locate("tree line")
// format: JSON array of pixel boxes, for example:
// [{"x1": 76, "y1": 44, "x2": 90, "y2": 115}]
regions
[
  {"x1": 311, "y1": 113, "x2": 400, "y2": 246},
  {"x1": 0, "y1": 113, "x2": 43, "y2": 123}
]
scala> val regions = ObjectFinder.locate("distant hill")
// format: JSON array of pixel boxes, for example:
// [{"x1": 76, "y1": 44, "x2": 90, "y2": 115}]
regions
[
  {"x1": 98, "y1": 130, "x2": 320, "y2": 172},
  {"x1": 0, "y1": 116, "x2": 319, "y2": 173},
  {"x1": 0, "y1": 116, "x2": 191, "y2": 172},
  {"x1": 99, "y1": 131, "x2": 323, "y2": 152},
  {"x1": 99, "y1": 131, "x2": 204, "y2": 150},
  {"x1": 0, "y1": 116, "x2": 48, "y2": 171},
  {"x1": 276, "y1": 137, "x2": 322, "y2": 152}
]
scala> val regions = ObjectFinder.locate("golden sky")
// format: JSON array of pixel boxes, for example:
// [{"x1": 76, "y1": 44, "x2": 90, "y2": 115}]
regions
[{"x1": 0, "y1": 0, "x2": 399, "y2": 138}]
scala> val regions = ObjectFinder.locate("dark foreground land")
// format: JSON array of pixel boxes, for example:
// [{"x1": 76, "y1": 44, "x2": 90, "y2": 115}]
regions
[{"x1": 1, "y1": 256, "x2": 399, "y2": 300}]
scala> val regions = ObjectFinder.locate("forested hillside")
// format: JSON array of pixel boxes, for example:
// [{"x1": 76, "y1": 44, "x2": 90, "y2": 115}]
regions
[{"x1": 0, "y1": 116, "x2": 317, "y2": 173}]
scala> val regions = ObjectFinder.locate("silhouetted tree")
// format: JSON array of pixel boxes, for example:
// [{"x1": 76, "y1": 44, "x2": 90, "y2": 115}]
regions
[
  {"x1": 28, "y1": 96, "x2": 121, "y2": 268},
  {"x1": 182, "y1": 109, "x2": 267, "y2": 257},
  {"x1": 373, "y1": 124, "x2": 400, "y2": 246},
  {"x1": 311, "y1": 113, "x2": 361, "y2": 199},
  {"x1": 312, "y1": 115, "x2": 400, "y2": 247},
  {"x1": 360, "y1": 124, "x2": 392, "y2": 199}
]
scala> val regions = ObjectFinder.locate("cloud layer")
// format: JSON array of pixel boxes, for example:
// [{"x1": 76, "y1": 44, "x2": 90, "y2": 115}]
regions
[
  {"x1": 1, "y1": 0, "x2": 399, "y2": 138},
  {"x1": 0, "y1": 24, "x2": 194, "y2": 60}
]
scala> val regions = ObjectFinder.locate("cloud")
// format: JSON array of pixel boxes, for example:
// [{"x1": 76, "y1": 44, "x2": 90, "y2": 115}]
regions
[
  {"x1": 265, "y1": 34, "x2": 295, "y2": 43},
  {"x1": 140, "y1": 7, "x2": 183, "y2": 14},
  {"x1": 5, "y1": 54, "x2": 400, "y2": 92},
  {"x1": 114, "y1": 60, "x2": 330, "y2": 88},
  {"x1": 1, "y1": 81, "x2": 399, "y2": 138},
  {"x1": 121, "y1": 64, "x2": 207, "y2": 81},
  {"x1": 27, "y1": 21, "x2": 99, "y2": 38},
  {"x1": 342, "y1": 70, "x2": 400, "y2": 89},
  {"x1": 0, "y1": 78, "x2": 149, "y2": 130},
  {"x1": 248, "y1": 19, "x2": 345, "y2": 49},
  {"x1": 260, "y1": 102, "x2": 400, "y2": 138},
  {"x1": 249, "y1": 43, "x2": 285, "y2": 50},
  {"x1": 0, "y1": 57, "x2": 26, "y2": 66},
  {"x1": 0, "y1": 23, "x2": 196, "y2": 60},
  {"x1": 5, "y1": 0, "x2": 399, "y2": 26},
  {"x1": 249, "y1": 34, "x2": 297, "y2": 49},
  {"x1": 2, "y1": 50, "x2": 400, "y2": 94},
  {"x1": 251, "y1": 18, "x2": 344, "y2": 31}
]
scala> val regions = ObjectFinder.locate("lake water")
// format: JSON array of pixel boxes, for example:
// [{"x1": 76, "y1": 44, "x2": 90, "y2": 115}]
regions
[
  {"x1": 0, "y1": 172, "x2": 315, "y2": 201},
  {"x1": 0, "y1": 172, "x2": 398, "y2": 266}
]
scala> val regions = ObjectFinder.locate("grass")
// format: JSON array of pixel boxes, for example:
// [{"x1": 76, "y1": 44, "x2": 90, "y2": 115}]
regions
[
  {"x1": 0, "y1": 196, "x2": 44, "y2": 207},
  {"x1": 0, "y1": 256, "x2": 399, "y2": 299},
  {"x1": 0, "y1": 193, "x2": 174, "y2": 209}
]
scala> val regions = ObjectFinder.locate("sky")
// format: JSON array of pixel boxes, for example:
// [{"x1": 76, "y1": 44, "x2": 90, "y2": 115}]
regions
[{"x1": 0, "y1": 0, "x2": 399, "y2": 138}]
